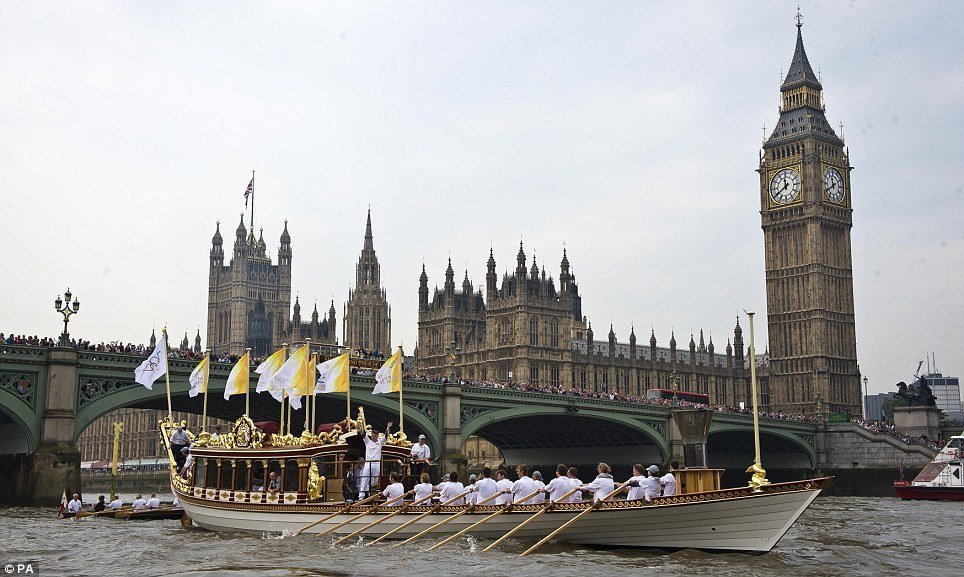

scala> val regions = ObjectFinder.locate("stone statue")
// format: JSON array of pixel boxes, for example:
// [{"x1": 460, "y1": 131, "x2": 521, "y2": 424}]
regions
[{"x1": 894, "y1": 380, "x2": 937, "y2": 407}]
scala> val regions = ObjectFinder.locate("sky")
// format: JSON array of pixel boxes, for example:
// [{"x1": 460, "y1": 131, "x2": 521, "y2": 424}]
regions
[{"x1": 1, "y1": 1, "x2": 962, "y2": 395}]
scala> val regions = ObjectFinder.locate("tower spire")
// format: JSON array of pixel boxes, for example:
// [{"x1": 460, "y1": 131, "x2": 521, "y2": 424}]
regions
[{"x1": 364, "y1": 208, "x2": 374, "y2": 251}]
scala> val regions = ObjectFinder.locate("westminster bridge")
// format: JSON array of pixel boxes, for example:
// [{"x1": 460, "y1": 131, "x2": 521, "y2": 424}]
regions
[{"x1": 0, "y1": 344, "x2": 938, "y2": 503}]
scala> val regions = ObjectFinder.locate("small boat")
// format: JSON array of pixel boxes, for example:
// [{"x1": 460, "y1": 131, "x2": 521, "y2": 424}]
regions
[
  {"x1": 894, "y1": 432, "x2": 964, "y2": 501},
  {"x1": 65, "y1": 506, "x2": 185, "y2": 520},
  {"x1": 163, "y1": 413, "x2": 829, "y2": 553}
]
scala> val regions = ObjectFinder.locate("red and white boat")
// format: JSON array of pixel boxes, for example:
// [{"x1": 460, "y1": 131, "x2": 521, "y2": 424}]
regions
[{"x1": 894, "y1": 432, "x2": 964, "y2": 501}]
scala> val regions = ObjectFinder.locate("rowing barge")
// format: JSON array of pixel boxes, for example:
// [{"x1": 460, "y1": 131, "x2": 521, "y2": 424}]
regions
[{"x1": 162, "y1": 413, "x2": 828, "y2": 553}]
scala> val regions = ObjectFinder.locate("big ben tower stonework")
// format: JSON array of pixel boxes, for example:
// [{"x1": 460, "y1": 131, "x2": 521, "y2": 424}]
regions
[{"x1": 759, "y1": 10, "x2": 861, "y2": 415}]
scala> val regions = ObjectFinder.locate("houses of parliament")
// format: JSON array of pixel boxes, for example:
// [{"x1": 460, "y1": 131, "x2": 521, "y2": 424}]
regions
[{"x1": 416, "y1": 15, "x2": 862, "y2": 416}]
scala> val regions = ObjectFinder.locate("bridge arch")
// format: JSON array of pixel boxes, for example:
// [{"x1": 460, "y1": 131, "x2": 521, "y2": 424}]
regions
[
  {"x1": 0, "y1": 401, "x2": 35, "y2": 455},
  {"x1": 707, "y1": 424, "x2": 815, "y2": 469},
  {"x1": 460, "y1": 405, "x2": 668, "y2": 469}
]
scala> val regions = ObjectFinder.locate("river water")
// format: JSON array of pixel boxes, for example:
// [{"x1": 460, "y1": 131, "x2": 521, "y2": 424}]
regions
[{"x1": 2, "y1": 496, "x2": 961, "y2": 577}]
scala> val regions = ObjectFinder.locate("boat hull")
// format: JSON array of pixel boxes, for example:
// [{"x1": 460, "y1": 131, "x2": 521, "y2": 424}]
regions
[
  {"x1": 894, "y1": 482, "x2": 964, "y2": 501},
  {"x1": 178, "y1": 479, "x2": 827, "y2": 553}
]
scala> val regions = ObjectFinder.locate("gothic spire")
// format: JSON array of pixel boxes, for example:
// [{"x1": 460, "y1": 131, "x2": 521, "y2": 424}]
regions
[
  {"x1": 364, "y1": 208, "x2": 374, "y2": 251},
  {"x1": 212, "y1": 221, "x2": 222, "y2": 245},
  {"x1": 782, "y1": 8, "x2": 820, "y2": 90}
]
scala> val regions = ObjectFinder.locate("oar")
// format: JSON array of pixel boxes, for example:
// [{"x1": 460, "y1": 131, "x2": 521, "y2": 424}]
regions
[
  {"x1": 519, "y1": 485, "x2": 628, "y2": 556},
  {"x1": 292, "y1": 493, "x2": 381, "y2": 536},
  {"x1": 481, "y1": 486, "x2": 581, "y2": 552},
  {"x1": 395, "y1": 489, "x2": 506, "y2": 548},
  {"x1": 317, "y1": 491, "x2": 412, "y2": 538},
  {"x1": 425, "y1": 488, "x2": 543, "y2": 551},
  {"x1": 365, "y1": 489, "x2": 472, "y2": 547},
  {"x1": 332, "y1": 491, "x2": 434, "y2": 545}
]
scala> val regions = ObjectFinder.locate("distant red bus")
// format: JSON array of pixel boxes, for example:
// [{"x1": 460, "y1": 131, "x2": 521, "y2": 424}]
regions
[{"x1": 646, "y1": 388, "x2": 709, "y2": 405}]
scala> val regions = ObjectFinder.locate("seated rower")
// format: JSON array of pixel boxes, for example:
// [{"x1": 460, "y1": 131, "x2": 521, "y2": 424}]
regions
[
  {"x1": 146, "y1": 493, "x2": 161, "y2": 509},
  {"x1": 131, "y1": 494, "x2": 148, "y2": 510},
  {"x1": 494, "y1": 469, "x2": 512, "y2": 505},
  {"x1": 642, "y1": 465, "x2": 662, "y2": 502},
  {"x1": 413, "y1": 472, "x2": 435, "y2": 502},
  {"x1": 507, "y1": 464, "x2": 537, "y2": 504},
  {"x1": 531, "y1": 471, "x2": 547, "y2": 504},
  {"x1": 543, "y1": 464, "x2": 571, "y2": 503},
  {"x1": 381, "y1": 472, "x2": 405, "y2": 505},
  {"x1": 471, "y1": 467, "x2": 499, "y2": 503},
  {"x1": 93, "y1": 495, "x2": 107, "y2": 512},
  {"x1": 465, "y1": 474, "x2": 478, "y2": 505},
  {"x1": 437, "y1": 471, "x2": 465, "y2": 505},
  {"x1": 579, "y1": 462, "x2": 615, "y2": 502},
  {"x1": 567, "y1": 467, "x2": 584, "y2": 502},
  {"x1": 107, "y1": 496, "x2": 123, "y2": 510},
  {"x1": 66, "y1": 493, "x2": 83, "y2": 514},
  {"x1": 660, "y1": 461, "x2": 679, "y2": 497},
  {"x1": 621, "y1": 464, "x2": 649, "y2": 502}
]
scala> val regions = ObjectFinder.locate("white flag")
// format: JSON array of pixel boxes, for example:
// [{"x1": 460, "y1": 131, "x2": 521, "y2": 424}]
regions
[
  {"x1": 134, "y1": 333, "x2": 168, "y2": 390},
  {"x1": 188, "y1": 356, "x2": 209, "y2": 398},
  {"x1": 270, "y1": 345, "x2": 309, "y2": 409}
]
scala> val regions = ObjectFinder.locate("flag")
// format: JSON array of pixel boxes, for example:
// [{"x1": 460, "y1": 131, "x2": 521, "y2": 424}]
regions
[
  {"x1": 373, "y1": 348, "x2": 403, "y2": 395},
  {"x1": 57, "y1": 489, "x2": 67, "y2": 518},
  {"x1": 134, "y1": 333, "x2": 168, "y2": 390},
  {"x1": 315, "y1": 353, "x2": 350, "y2": 394},
  {"x1": 244, "y1": 175, "x2": 254, "y2": 207},
  {"x1": 255, "y1": 347, "x2": 286, "y2": 393},
  {"x1": 188, "y1": 356, "x2": 210, "y2": 398},
  {"x1": 270, "y1": 345, "x2": 309, "y2": 409},
  {"x1": 223, "y1": 352, "x2": 250, "y2": 400}
]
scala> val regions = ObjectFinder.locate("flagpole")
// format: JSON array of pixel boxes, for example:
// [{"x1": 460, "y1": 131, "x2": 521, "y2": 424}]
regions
[
  {"x1": 162, "y1": 327, "x2": 173, "y2": 420},
  {"x1": 202, "y1": 350, "x2": 210, "y2": 432},
  {"x1": 346, "y1": 351, "x2": 352, "y2": 427},
  {"x1": 398, "y1": 346, "x2": 404, "y2": 434},
  {"x1": 303, "y1": 339, "x2": 311, "y2": 435},
  {"x1": 249, "y1": 169, "x2": 255, "y2": 231},
  {"x1": 280, "y1": 343, "x2": 288, "y2": 435},
  {"x1": 310, "y1": 352, "x2": 318, "y2": 435},
  {"x1": 244, "y1": 348, "x2": 252, "y2": 418}
]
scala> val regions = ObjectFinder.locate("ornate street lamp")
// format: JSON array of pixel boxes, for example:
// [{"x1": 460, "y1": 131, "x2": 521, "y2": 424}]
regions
[
  {"x1": 54, "y1": 288, "x2": 80, "y2": 346},
  {"x1": 862, "y1": 375, "x2": 869, "y2": 420},
  {"x1": 670, "y1": 370, "x2": 680, "y2": 406},
  {"x1": 445, "y1": 340, "x2": 461, "y2": 382}
]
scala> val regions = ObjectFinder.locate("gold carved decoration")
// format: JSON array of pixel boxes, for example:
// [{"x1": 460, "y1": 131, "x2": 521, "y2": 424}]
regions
[
  {"x1": 307, "y1": 461, "x2": 325, "y2": 501},
  {"x1": 746, "y1": 463, "x2": 770, "y2": 491}
]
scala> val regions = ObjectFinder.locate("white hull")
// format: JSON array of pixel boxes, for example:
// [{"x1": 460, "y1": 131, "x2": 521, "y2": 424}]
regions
[{"x1": 178, "y1": 481, "x2": 824, "y2": 552}]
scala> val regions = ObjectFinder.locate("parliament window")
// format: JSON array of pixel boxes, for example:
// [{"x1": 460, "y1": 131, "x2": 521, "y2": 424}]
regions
[{"x1": 529, "y1": 317, "x2": 539, "y2": 346}]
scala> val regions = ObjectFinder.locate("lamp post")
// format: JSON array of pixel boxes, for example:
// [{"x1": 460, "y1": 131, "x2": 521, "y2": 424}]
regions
[
  {"x1": 54, "y1": 288, "x2": 80, "y2": 346},
  {"x1": 862, "y1": 375, "x2": 869, "y2": 420},
  {"x1": 445, "y1": 340, "x2": 461, "y2": 383},
  {"x1": 670, "y1": 370, "x2": 680, "y2": 406}
]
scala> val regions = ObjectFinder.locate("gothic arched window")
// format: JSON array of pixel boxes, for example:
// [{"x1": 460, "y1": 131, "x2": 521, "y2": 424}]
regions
[{"x1": 529, "y1": 317, "x2": 539, "y2": 346}]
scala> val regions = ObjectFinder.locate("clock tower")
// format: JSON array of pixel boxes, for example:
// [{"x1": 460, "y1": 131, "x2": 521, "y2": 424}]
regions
[{"x1": 758, "y1": 11, "x2": 861, "y2": 415}]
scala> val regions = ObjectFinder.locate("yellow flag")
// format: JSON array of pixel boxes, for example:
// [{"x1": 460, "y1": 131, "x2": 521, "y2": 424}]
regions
[
  {"x1": 273, "y1": 345, "x2": 310, "y2": 407},
  {"x1": 188, "y1": 356, "x2": 209, "y2": 398},
  {"x1": 255, "y1": 347, "x2": 286, "y2": 393},
  {"x1": 373, "y1": 348, "x2": 402, "y2": 394},
  {"x1": 315, "y1": 353, "x2": 350, "y2": 393},
  {"x1": 223, "y1": 352, "x2": 250, "y2": 400}
]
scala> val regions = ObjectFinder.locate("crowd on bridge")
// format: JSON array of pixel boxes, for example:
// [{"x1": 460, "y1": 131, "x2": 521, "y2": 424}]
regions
[{"x1": 850, "y1": 417, "x2": 944, "y2": 450}]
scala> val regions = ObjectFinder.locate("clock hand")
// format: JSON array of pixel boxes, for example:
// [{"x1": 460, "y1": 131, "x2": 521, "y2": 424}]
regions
[{"x1": 781, "y1": 180, "x2": 789, "y2": 192}]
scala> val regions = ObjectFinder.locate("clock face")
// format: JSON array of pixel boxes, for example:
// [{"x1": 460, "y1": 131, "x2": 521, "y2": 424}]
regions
[
  {"x1": 769, "y1": 168, "x2": 801, "y2": 204},
  {"x1": 823, "y1": 167, "x2": 845, "y2": 203}
]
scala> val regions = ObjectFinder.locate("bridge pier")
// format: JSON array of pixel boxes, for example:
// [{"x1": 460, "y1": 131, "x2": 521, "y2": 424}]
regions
[
  {"x1": 438, "y1": 381, "x2": 464, "y2": 479},
  {"x1": 0, "y1": 347, "x2": 80, "y2": 505}
]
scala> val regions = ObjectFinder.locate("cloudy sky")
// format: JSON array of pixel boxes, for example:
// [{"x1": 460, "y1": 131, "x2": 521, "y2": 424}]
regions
[{"x1": 2, "y1": 1, "x2": 962, "y2": 395}]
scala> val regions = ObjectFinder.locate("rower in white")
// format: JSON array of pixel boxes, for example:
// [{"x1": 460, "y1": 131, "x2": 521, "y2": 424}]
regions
[
  {"x1": 472, "y1": 466, "x2": 499, "y2": 503},
  {"x1": 66, "y1": 493, "x2": 83, "y2": 514},
  {"x1": 495, "y1": 469, "x2": 513, "y2": 505},
  {"x1": 567, "y1": 466, "x2": 584, "y2": 502},
  {"x1": 107, "y1": 496, "x2": 123, "y2": 510},
  {"x1": 660, "y1": 460, "x2": 680, "y2": 496},
  {"x1": 531, "y1": 471, "x2": 547, "y2": 503},
  {"x1": 131, "y1": 494, "x2": 148, "y2": 510},
  {"x1": 508, "y1": 464, "x2": 538, "y2": 504},
  {"x1": 465, "y1": 474, "x2": 479, "y2": 505},
  {"x1": 579, "y1": 462, "x2": 615, "y2": 502},
  {"x1": 381, "y1": 472, "x2": 405, "y2": 505},
  {"x1": 146, "y1": 493, "x2": 161, "y2": 509},
  {"x1": 622, "y1": 464, "x2": 648, "y2": 502},
  {"x1": 413, "y1": 472, "x2": 435, "y2": 502},
  {"x1": 437, "y1": 471, "x2": 465, "y2": 505},
  {"x1": 544, "y1": 464, "x2": 572, "y2": 502}
]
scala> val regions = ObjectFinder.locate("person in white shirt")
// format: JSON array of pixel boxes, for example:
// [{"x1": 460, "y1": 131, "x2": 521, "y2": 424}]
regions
[
  {"x1": 146, "y1": 493, "x2": 161, "y2": 509},
  {"x1": 210, "y1": 425, "x2": 222, "y2": 440},
  {"x1": 622, "y1": 464, "x2": 648, "y2": 501},
  {"x1": 465, "y1": 474, "x2": 478, "y2": 505},
  {"x1": 530, "y1": 471, "x2": 547, "y2": 504},
  {"x1": 472, "y1": 467, "x2": 499, "y2": 504},
  {"x1": 437, "y1": 471, "x2": 465, "y2": 505},
  {"x1": 580, "y1": 462, "x2": 615, "y2": 502},
  {"x1": 107, "y1": 496, "x2": 123, "y2": 510},
  {"x1": 361, "y1": 421, "x2": 393, "y2": 497},
  {"x1": 495, "y1": 469, "x2": 513, "y2": 505},
  {"x1": 567, "y1": 467, "x2": 584, "y2": 503},
  {"x1": 381, "y1": 472, "x2": 407, "y2": 505},
  {"x1": 508, "y1": 464, "x2": 538, "y2": 504},
  {"x1": 179, "y1": 447, "x2": 194, "y2": 478},
  {"x1": 640, "y1": 465, "x2": 662, "y2": 502},
  {"x1": 66, "y1": 493, "x2": 83, "y2": 514},
  {"x1": 660, "y1": 460, "x2": 679, "y2": 497},
  {"x1": 410, "y1": 434, "x2": 432, "y2": 477},
  {"x1": 413, "y1": 472, "x2": 435, "y2": 502},
  {"x1": 544, "y1": 464, "x2": 573, "y2": 503},
  {"x1": 131, "y1": 494, "x2": 148, "y2": 510}
]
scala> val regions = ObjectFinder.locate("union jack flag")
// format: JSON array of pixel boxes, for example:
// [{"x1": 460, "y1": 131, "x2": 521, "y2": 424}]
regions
[{"x1": 244, "y1": 176, "x2": 254, "y2": 207}]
